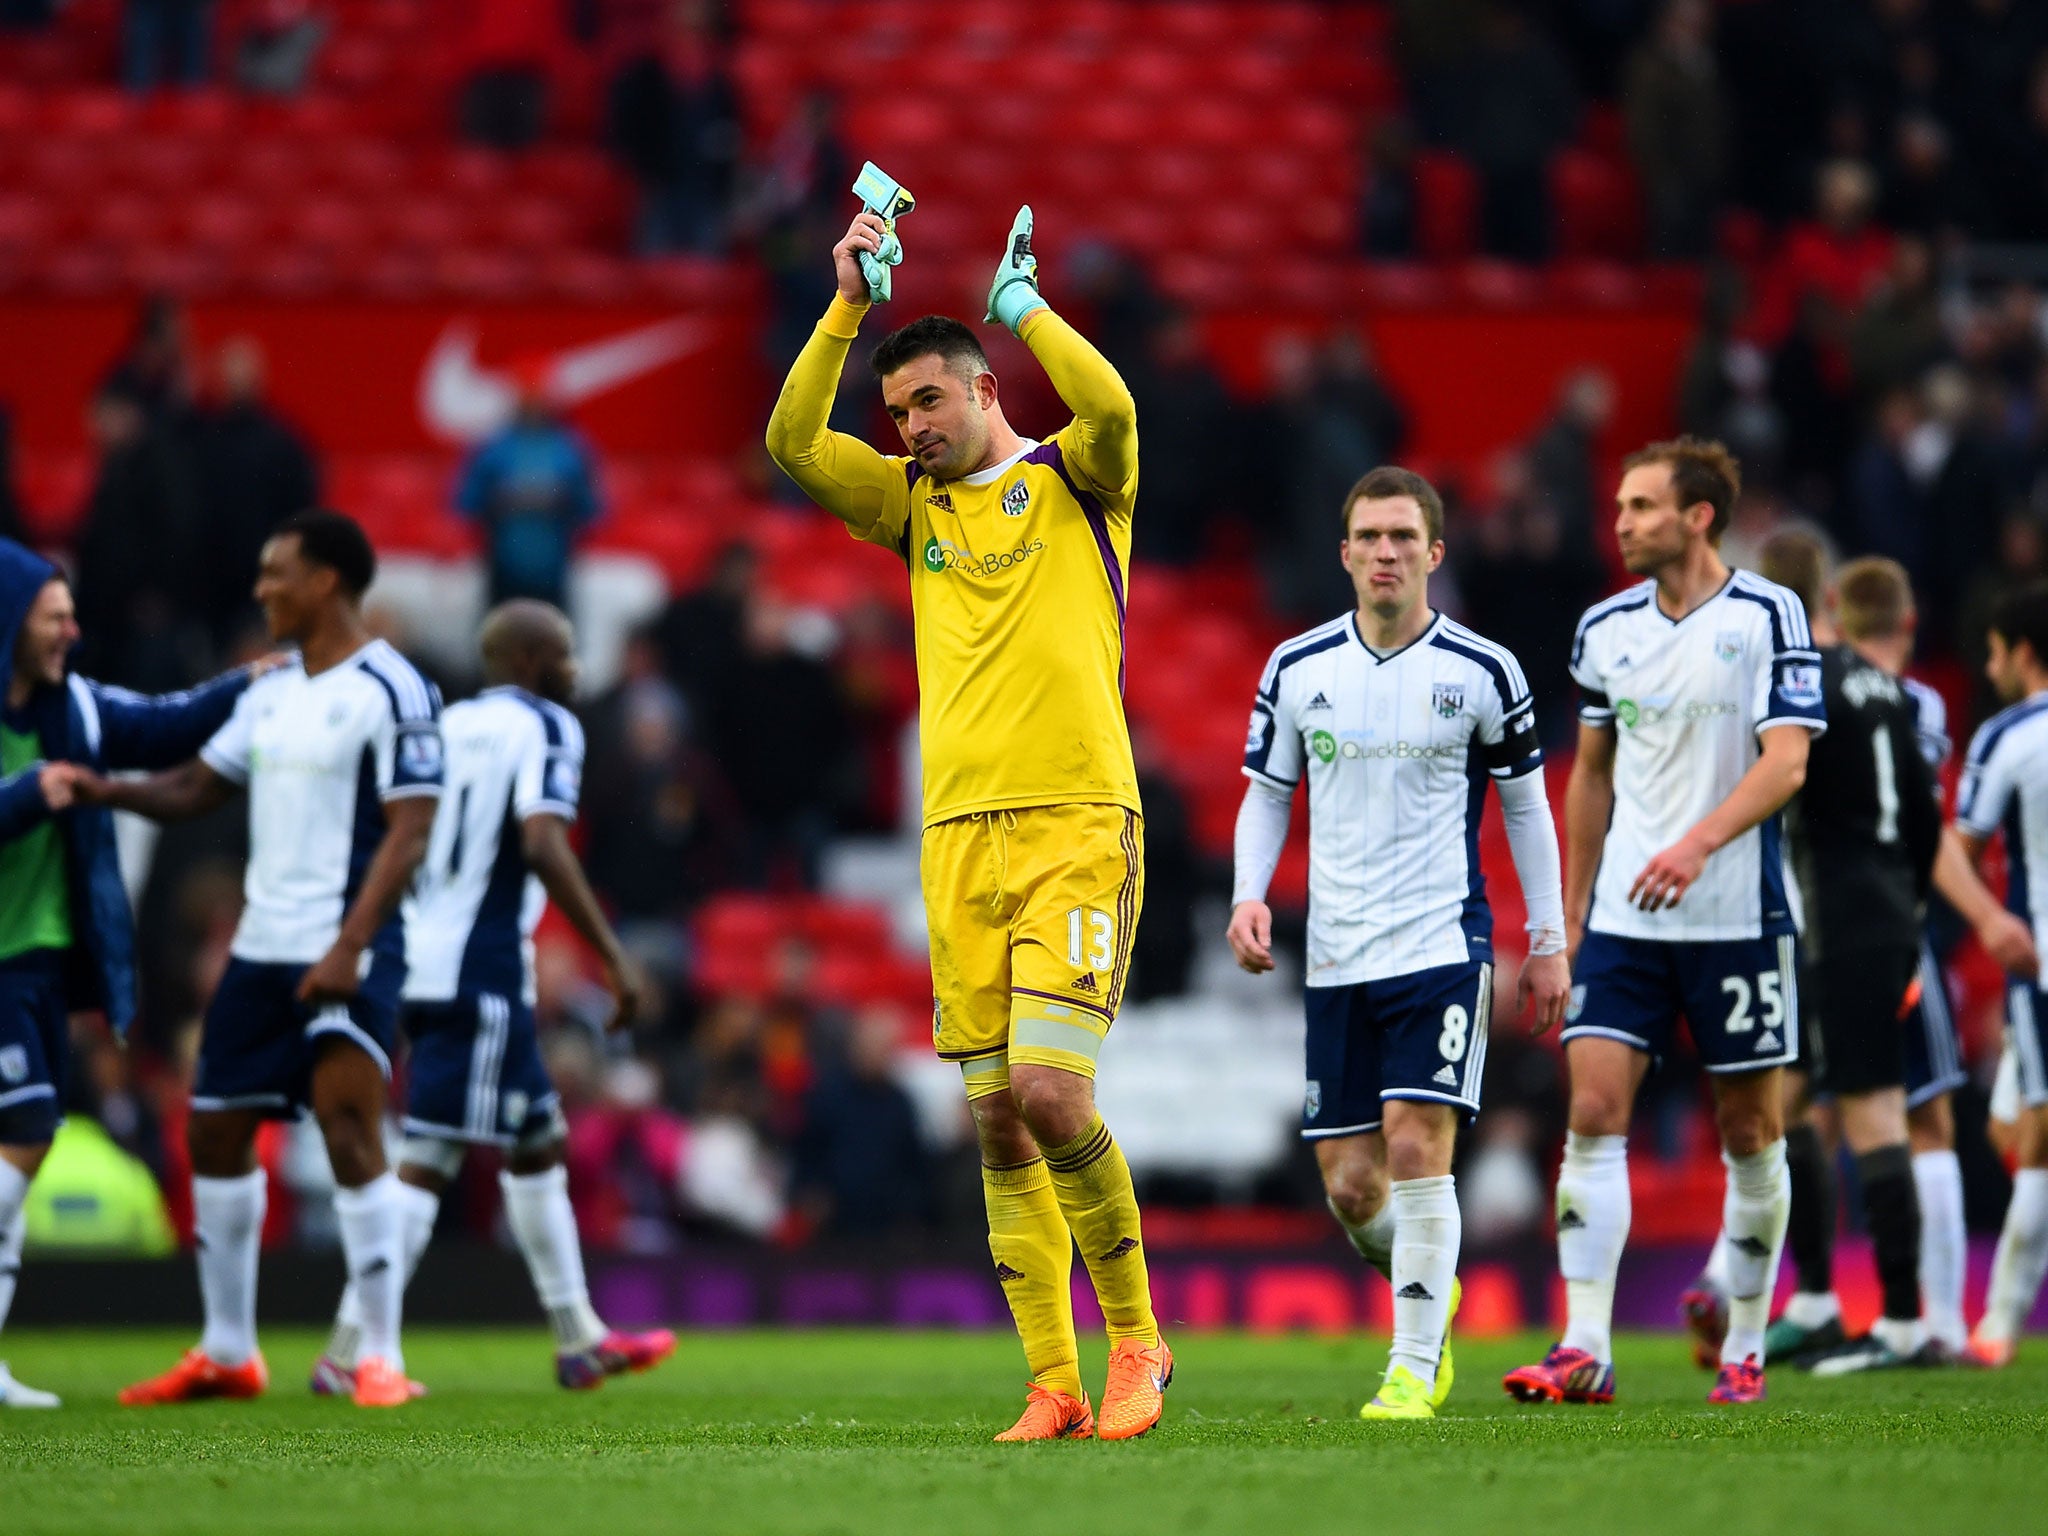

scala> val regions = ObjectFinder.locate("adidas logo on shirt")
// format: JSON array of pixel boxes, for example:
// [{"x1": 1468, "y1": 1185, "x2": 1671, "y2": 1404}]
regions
[
  {"x1": 1071, "y1": 972, "x2": 1099, "y2": 994},
  {"x1": 1431, "y1": 1065, "x2": 1458, "y2": 1086},
  {"x1": 1304, "y1": 691, "x2": 1332, "y2": 711}
]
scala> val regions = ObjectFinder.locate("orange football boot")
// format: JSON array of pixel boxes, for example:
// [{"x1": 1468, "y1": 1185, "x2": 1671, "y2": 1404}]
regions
[
  {"x1": 119, "y1": 1348, "x2": 269, "y2": 1407},
  {"x1": 1097, "y1": 1337, "x2": 1173, "y2": 1441},
  {"x1": 993, "y1": 1383, "x2": 1095, "y2": 1442},
  {"x1": 351, "y1": 1356, "x2": 412, "y2": 1408}
]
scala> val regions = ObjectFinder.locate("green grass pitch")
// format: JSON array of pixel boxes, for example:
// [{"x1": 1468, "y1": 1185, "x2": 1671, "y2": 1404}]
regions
[{"x1": 4, "y1": 1328, "x2": 2043, "y2": 1534}]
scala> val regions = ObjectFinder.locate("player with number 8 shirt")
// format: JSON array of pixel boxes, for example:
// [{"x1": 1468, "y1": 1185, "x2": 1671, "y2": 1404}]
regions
[
  {"x1": 1502, "y1": 438, "x2": 1825, "y2": 1408},
  {"x1": 1229, "y1": 466, "x2": 1570, "y2": 1421}
]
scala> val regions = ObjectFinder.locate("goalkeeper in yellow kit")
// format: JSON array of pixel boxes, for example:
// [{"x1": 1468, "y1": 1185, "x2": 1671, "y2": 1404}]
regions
[{"x1": 766, "y1": 206, "x2": 1168, "y2": 1442}]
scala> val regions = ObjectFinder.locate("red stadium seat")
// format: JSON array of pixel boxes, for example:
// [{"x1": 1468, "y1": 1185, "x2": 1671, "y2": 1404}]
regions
[
  {"x1": 1550, "y1": 148, "x2": 1643, "y2": 261},
  {"x1": 1412, "y1": 150, "x2": 1478, "y2": 262},
  {"x1": 180, "y1": 194, "x2": 271, "y2": 254}
]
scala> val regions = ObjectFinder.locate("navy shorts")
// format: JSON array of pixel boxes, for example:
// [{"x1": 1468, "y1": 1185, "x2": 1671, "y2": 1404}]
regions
[
  {"x1": 1301, "y1": 959, "x2": 1494, "y2": 1138},
  {"x1": 0, "y1": 951, "x2": 68, "y2": 1145},
  {"x1": 1904, "y1": 941, "x2": 1968, "y2": 1109},
  {"x1": 194, "y1": 954, "x2": 403, "y2": 1118},
  {"x1": 401, "y1": 993, "x2": 560, "y2": 1148},
  {"x1": 2006, "y1": 982, "x2": 2048, "y2": 1110},
  {"x1": 1562, "y1": 930, "x2": 1799, "y2": 1074}
]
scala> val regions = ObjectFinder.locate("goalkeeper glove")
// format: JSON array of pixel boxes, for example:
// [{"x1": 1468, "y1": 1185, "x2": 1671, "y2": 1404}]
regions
[
  {"x1": 850, "y1": 161, "x2": 915, "y2": 303},
  {"x1": 985, "y1": 205, "x2": 1048, "y2": 335}
]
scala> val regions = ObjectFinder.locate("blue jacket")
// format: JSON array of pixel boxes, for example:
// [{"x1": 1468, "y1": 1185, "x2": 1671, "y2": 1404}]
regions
[{"x1": 0, "y1": 540, "x2": 251, "y2": 1033}]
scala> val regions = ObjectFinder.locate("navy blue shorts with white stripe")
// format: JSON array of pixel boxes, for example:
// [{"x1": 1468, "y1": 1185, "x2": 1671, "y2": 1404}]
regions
[
  {"x1": 0, "y1": 951, "x2": 69, "y2": 1144},
  {"x1": 1905, "y1": 940, "x2": 1968, "y2": 1109},
  {"x1": 1563, "y1": 930, "x2": 1799, "y2": 1073},
  {"x1": 2006, "y1": 982, "x2": 2048, "y2": 1110},
  {"x1": 194, "y1": 954, "x2": 403, "y2": 1117},
  {"x1": 1301, "y1": 958, "x2": 1493, "y2": 1138},
  {"x1": 401, "y1": 993, "x2": 559, "y2": 1147}
]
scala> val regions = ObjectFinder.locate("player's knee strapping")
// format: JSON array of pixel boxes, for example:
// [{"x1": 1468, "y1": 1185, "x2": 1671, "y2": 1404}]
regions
[
  {"x1": 1041, "y1": 1115, "x2": 1156, "y2": 1345},
  {"x1": 982, "y1": 1156, "x2": 1079, "y2": 1395},
  {"x1": 958, "y1": 1049, "x2": 1010, "y2": 1102}
]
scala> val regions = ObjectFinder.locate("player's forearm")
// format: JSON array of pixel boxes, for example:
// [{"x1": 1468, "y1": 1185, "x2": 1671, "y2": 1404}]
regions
[
  {"x1": 1018, "y1": 308, "x2": 1137, "y2": 498},
  {"x1": 527, "y1": 822, "x2": 629, "y2": 968},
  {"x1": 1562, "y1": 758, "x2": 1612, "y2": 928},
  {"x1": 1231, "y1": 778, "x2": 1293, "y2": 906},
  {"x1": 1498, "y1": 770, "x2": 1566, "y2": 954},
  {"x1": 765, "y1": 298, "x2": 902, "y2": 527},
  {"x1": 334, "y1": 808, "x2": 434, "y2": 953},
  {"x1": 1685, "y1": 734, "x2": 1808, "y2": 858},
  {"x1": 93, "y1": 761, "x2": 233, "y2": 822},
  {"x1": 1934, "y1": 826, "x2": 2003, "y2": 928}
]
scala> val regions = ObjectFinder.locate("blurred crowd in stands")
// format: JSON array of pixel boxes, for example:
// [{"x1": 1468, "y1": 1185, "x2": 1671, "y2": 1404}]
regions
[{"x1": 5, "y1": 0, "x2": 2048, "y2": 1256}]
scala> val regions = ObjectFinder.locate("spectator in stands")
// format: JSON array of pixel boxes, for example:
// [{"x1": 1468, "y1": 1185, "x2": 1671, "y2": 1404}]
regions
[
  {"x1": 745, "y1": 91, "x2": 850, "y2": 359},
  {"x1": 1357, "y1": 117, "x2": 1419, "y2": 260},
  {"x1": 1622, "y1": 0, "x2": 1725, "y2": 260},
  {"x1": 581, "y1": 637, "x2": 739, "y2": 925},
  {"x1": 232, "y1": 0, "x2": 326, "y2": 96},
  {"x1": 1849, "y1": 236, "x2": 1945, "y2": 410},
  {"x1": 72, "y1": 381, "x2": 207, "y2": 690},
  {"x1": 1771, "y1": 289, "x2": 1859, "y2": 505},
  {"x1": 790, "y1": 1008, "x2": 932, "y2": 1238},
  {"x1": 100, "y1": 295, "x2": 194, "y2": 430},
  {"x1": 1752, "y1": 159, "x2": 1894, "y2": 350},
  {"x1": 655, "y1": 538, "x2": 754, "y2": 721},
  {"x1": 705, "y1": 598, "x2": 855, "y2": 889},
  {"x1": 122, "y1": 0, "x2": 216, "y2": 91},
  {"x1": 196, "y1": 337, "x2": 319, "y2": 648},
  {"x1": 833, "y1": 594, "x2": 916, "y2": 834},
  {"x1": 607, "y1": 0, "x2": 742, "y2": 254},
  {"x1": 454, "y1": 368, "x2": 601, "y2": 610},
  {"x1": 1127, "y1": 310, "x2": 1236, "y2": 567},
  {"x1": 0, "y1": 406, "x2": 24, "y2": 546},
  {"x1": 1438, "y1": 1, "x2": 1580, "y2": 262},
  {"x1": 1882, "y1": 113, "x2": 1984, "y2": 243},
  {"x1": 1127, "y1": 726, "x2": 1194, "y2": 1005},
  {"x1": 2006, "y1": 52, "x2": 2048, "y2": 240},
  {"x1": 1524, "y1": 369, "x2": 1612, "y2": 558},
  {"x1": 455, "y1": 0, "x2": 569, "y2": 150}
]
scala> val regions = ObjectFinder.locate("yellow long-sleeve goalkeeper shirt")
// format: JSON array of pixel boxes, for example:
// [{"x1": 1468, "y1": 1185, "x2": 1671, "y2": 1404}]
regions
[{"x1": 766, "y1": 297, "x2": 1140, "y2": 828}]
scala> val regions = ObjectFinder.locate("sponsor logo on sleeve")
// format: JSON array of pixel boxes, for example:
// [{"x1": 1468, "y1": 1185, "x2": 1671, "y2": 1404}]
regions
[{"x1": 1778, "y1": 662, "x2": 1823, "y2": 708}]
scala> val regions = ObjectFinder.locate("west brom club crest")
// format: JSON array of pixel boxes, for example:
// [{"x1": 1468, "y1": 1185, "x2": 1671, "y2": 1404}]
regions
[
  {"x1": 1432, "y1": 682, "x2": 1465, "y2": 719},
  {"x1": 1001, "y1": 478, "x2": 1030, "y2": 516}
]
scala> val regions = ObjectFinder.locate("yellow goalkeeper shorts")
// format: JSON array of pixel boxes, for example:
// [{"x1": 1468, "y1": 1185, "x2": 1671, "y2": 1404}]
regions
[{"x1": 921, "y1": 802, "x2": 1144, "y2": 1097}]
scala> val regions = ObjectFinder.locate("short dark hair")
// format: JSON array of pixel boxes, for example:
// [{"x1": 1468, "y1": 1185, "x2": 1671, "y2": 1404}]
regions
[
  {"x1": 1622, "y1": 435, "x2": 1743, "y2": 541},
  {"x1": 870, "y1": 315, "x2": 988, "y2": 382},
  {"x1": 1342, "y1": 465, "x2": 1444, "y2": 542},
  {"x1": 1990, "y1": 581, "x2": 2048, "y2": 668},
  {"x1": 1757, "y1": 529, "x2": 1826, "y2": 616},
  {"x1": 1834, "y1": 556, "x2": 1914, "y2": 641},
  {"x1": 274, "y1": 509, "x2": 376, "y2": 598}
]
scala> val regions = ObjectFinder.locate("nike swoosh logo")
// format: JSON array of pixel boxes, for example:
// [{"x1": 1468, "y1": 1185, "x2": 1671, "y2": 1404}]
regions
[{"x1": 417, "y1": 317, "x2": 710, "y2": 442}]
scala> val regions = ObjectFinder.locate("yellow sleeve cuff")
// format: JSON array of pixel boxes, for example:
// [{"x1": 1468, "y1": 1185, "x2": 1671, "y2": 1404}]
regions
[{"x1": 822, "y1": 294, "x2": 870, "y2": 340}]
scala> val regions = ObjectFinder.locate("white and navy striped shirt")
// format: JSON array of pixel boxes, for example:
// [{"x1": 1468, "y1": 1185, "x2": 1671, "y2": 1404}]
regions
[
  {"x1": 404, "y1": 687, "x2": 585, "y2": 1008},
  {"x1": 201, "y1": 640, "x2": 443, "y2": 965},
  {"x1": 1904, "y1": 676, "x2": 1951, "y2": 771},
  {"x1": 1570, "y1": 571, "x2": 1826, "y2": 942},
  {"x1": 1244, "y1": 611, "x2": 1543, "y2": 985},
  {"x1": 1957, "y1": 690, "x2": 2048, "y2": 960}
]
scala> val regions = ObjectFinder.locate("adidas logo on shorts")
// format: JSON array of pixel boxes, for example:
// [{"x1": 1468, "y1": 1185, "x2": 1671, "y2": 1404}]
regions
[{"x1": 1071, "y1": 972, "x2": 1099, "y2": 994}]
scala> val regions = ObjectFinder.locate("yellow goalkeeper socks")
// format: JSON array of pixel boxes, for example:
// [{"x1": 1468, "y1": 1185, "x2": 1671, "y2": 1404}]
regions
[
  {"x1": 1042, "y1": 1115, "x2": 1158, "y2": 1346},
  {"x1": 983, "y1": 1157, "x2": 1081, "y2": 1396}
]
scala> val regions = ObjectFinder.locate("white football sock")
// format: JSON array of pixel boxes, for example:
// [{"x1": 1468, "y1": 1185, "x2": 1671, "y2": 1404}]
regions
[
  {"x1": 1720, "y1": 1139, "x2": 1790, "y2": 1367},
  {"x1": 328, "y1": 1181, "x2": 439, "y2": 1368},
  {"x1": 1980, "y1": 1168, "x2": 2048, "y2": 1343},
  {"x1": 0, "y1": 1159, "x2": 28, "y2": 1337},
  {"x1": 1387, "y1": 1176, "x2": 1460, "y2": 1388},
  {"x1": 1328, "y1": 1194, "x2": 1395, "y2": 1282},
  {"x1": 1700, "y1": 1230, "x2": 1732, "y2": 1293},
  {"x1": 333, "y1": 1173, "x2": 405, "y2": 1372},
  {"x1": 1913, "y1": 1150, "x2": 1967, "y2": 1350},
  {"x1": 1556, "y1": 1132, "x2": 1630, "y2": 1364},
  {"x1": 1782, "y1": 1290, "x2": 1840, "y2": 1328},
  {"x1": 194, "y1": 1169, "x2": 266, "y2": 1367},
  {"x1": 501, "y1": 1166, "x2": 605, "y2": 1351}
]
